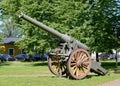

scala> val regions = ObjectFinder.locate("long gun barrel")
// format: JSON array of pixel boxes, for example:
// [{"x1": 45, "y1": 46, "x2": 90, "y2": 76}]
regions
[
  {"x1": 19, "y1": 13, "x2": 109, "y2": 80},
  {"x1": 19, "y1": 13, "x2": 89, "y2": 50}
]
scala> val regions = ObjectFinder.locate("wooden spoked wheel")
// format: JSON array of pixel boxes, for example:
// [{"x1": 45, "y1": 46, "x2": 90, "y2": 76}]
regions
[
  {"x1": 67, "y1": 49, "x2": 91, "y2": 79},
  {"x1": 48, "y1": 49, "x2": 66, "y2": 76},
  {"x1": 48, "y1": 56, "x2": 66, "y2": 76}
]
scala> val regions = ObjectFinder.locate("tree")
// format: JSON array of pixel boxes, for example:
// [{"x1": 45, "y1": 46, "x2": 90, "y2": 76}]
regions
[
  {"x1": 0, "y1": 19, "x2": 22, "y2": 37},
  {"x1": 15, "y1": 0, "x2": 92, "y2": 54},
  {"x1": 0, "y1": 32, "x2": 3, "y2": 53},
  {"x1": 0, "y1": 0, "x2": 22, "y2": 38},
  {"x1": 85, "y1": 0, "x2": 120, "y2": 61},
  {"x1": 0, "y1": 32, "x2": 3, "y2": 42},
  {"x1": 1, "y1": 0, "x2": 120, "y2": 56},
  {"x1": 86, "y1": 0, "x2": 120, "y2": 52}
]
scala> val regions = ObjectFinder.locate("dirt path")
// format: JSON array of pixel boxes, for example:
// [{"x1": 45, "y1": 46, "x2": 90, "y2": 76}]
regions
[
  {"x1": 0, "y1": 74, "x2": 54, "y2": 77},
  {"x1": 100, "y1": 79, "x2": 120, "y2": 86}
]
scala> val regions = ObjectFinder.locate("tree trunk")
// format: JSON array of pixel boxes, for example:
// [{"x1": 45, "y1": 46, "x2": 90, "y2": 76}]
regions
[{"x1": 96, "y1": 52, "x2": 99, "y2": 62}]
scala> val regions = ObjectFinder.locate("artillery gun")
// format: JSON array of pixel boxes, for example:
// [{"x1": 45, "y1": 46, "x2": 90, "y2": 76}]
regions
[{"x1": 19, "y1": 13, "x2": 109, "y2": 80}]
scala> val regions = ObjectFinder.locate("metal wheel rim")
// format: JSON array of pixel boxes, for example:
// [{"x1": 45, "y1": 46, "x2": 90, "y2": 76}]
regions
[{"x1": 67, "y1": 49, "x2": 91, "y2": 79}]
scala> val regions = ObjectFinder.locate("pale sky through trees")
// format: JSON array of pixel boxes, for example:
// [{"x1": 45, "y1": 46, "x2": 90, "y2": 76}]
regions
[
  {"x1": 0, "y1": 10, "x2": 2, "y2": 24},
  {"x1": 0, "y1": 21, "x2": 2, "y2": 24}
]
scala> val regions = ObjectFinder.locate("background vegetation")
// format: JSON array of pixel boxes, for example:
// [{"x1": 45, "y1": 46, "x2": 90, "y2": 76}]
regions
[{"x1": 0, "y1": 0, "x2": 120, "y2": 55}]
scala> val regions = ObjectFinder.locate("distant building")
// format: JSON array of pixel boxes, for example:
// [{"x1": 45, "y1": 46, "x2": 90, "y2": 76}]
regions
[{"x1": 0, "y1": 37, "x2": 24, "y2": 57}]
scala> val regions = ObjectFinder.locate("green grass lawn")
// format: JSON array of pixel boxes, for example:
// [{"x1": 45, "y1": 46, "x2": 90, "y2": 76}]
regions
[
  {"x1": 0, "y1": 61, "x2": 50, "y2": 74},
  {"x1": 0, "y1": 60, "x2": 120, "y2": 86}
]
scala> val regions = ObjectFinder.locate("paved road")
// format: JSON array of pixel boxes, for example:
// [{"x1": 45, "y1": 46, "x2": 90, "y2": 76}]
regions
[{"x1": 100, "y1": 79, "x2": 120, "y2": 86}]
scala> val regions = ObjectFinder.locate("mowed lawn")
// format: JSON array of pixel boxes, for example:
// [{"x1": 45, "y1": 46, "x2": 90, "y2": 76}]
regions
[{"x1": 0, "y1": 60, "x2": 120, "y2": 86}]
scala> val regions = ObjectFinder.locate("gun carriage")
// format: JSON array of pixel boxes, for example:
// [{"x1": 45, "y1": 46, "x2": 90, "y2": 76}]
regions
[{"x1": 19, "y1": 13, "x2": 108, "y2": 80}]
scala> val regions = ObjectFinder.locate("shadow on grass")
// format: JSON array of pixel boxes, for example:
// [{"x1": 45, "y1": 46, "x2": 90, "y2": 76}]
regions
[
  {"x1": 0, "y1": 62, "x2": 11, "y2": 66},
  {"x1": 53, "y1": 74, "x2": 101, "y2": 80},
  {"x1": 32, "y1": 62, "x2": 48, "y2": 66},
  {"x1": 101, "y1": 61, "x2": 120, "y2": 73},
  {"x1": 86, "y1": 75, "x2": 100, "y2": 79}
]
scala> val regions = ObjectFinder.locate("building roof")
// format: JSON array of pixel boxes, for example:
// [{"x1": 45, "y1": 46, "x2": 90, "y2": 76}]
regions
[{"x1": 2, "y1": 37, "x2": 19, "y2": 44}]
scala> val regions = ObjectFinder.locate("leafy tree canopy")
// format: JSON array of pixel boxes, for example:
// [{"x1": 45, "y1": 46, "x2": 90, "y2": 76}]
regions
[{"x1": 0, "y1": 0, "x2": 120, "y2": 54}]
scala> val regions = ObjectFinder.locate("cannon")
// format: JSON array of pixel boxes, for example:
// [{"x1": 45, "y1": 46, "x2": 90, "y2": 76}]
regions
[{"x1": 19, "y1": 13, "x2": 109, "y2": 79}]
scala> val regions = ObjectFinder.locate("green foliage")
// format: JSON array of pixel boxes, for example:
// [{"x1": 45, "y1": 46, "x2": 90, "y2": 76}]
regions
[
  {"x1": 15, "y1": 0, "x2": 91, "y2": 53},
  {"x1": 0, "y1": 19, "x2": 21, "y2": 37},
  {"x1": 0, "y1": 0, "x2": 21, "y2": 19},
  {"x1": 0, "y1": 0, "x2": 22, "y2": 38},
  {"x1": 1, "y1": 0, "x2": 120, "y2": 54},
  {"x1": 85, "y1": 0, "x2": 120, "y2": 52},
  {"x1": 0, "y1": 33, "x2": 3, "y2": 41}
]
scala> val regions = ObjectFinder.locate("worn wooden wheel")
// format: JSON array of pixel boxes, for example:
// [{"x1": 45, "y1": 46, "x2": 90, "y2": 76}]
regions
[
  {"x1": 67, "y1": 49, "x2": 91, "y2": 79},
  {"x1": 48, "y1": 49, "x2": 66, "y2": 76}
]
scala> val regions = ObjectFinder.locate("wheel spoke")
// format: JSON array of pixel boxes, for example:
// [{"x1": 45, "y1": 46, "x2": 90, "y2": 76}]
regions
[
  {"x1": 48, "y1": 54, "x2": 67, "y2": 76},
  {"x1": 79, "y1": 52, "x2": 84, "y2": 60},
  {"x1": 71, "y1": 62, "x2": 76, "y2": 67},
  {"x1": 67, "y1": 49, "x2": 91, "y2": 79},
  {"x1": 81, "y1": 54, "x2": 87, "y2": 61},
  {"x1": 82, "y1": 58, "x2": 89, "y2": 63},
  {"x1": 73, "y1": 66, "x2": 78, "y2": 75},
  {"x1": 82, "y1": 64, "x2": 88, "y2": 70},
  {"x1": 78, "y1": 67, "x2": 85, "y2": 76},
  {"x1": 76, "y1": 67, "x2": 80, "y2": 76}
]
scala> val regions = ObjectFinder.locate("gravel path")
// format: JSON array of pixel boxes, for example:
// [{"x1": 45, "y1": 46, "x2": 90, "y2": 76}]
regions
[
  {"x1": 100, "y1": 79, "x2": 120, "y2": 86},
  {"x1": 0, "y1": 74, "x2": 54, "y2": 77}
]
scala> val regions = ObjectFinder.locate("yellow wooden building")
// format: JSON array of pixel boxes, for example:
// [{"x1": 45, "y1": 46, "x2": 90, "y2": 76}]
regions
[{"x1": 0, "y1": 37, "x2": 24, "y2": 57}]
